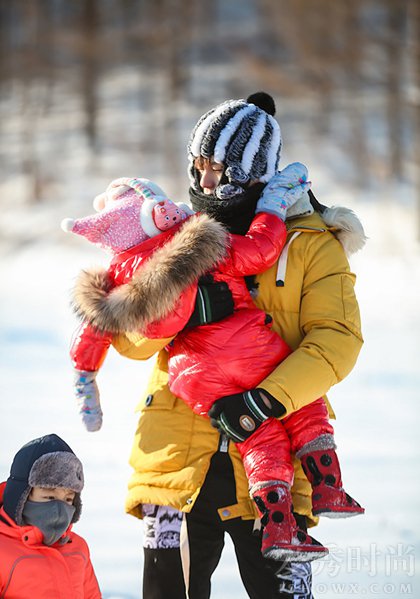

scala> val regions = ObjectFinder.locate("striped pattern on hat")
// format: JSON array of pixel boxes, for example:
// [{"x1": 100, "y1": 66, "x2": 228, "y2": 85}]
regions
[{"x1": 188, "y1": 95, "x2": 282, "y2": 190}]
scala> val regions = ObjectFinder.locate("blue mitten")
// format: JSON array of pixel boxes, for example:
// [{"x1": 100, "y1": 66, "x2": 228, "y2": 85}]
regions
[
  {"x1": 256, "y1": 162, "x2": 311, "y2": 220},
  {"x1": 74, "y1": 370, "x2": 103, "y2": 432}
]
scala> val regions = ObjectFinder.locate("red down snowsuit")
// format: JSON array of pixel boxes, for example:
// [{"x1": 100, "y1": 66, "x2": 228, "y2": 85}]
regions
[{"x1": 71, "y1": 211, "x2": 333, "y2": 489}]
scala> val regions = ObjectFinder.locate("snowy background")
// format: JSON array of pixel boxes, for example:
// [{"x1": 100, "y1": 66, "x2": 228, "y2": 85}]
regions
[
  {"x1": 1, "y1": 177, "x2": 419, "y2": 599},
  {"x1": 1, "y1": 1, "x2": 420, "y2": 597}
]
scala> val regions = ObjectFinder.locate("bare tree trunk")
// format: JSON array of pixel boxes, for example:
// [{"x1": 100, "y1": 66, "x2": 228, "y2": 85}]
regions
[
  {"x1": 293, "y1": 0, "x2": 335, "y2": 136},
  {"x1": 342, "y1": 0, "x2": 369, "y2": 185},
  {"x1": 159, "y1": 0, "x2": 193, "y2": 191},
  {"x1": 19, "y1": 1, "x2": 43, "y2": 203},
  {"x1": 385, "y1": 0, "x2": 406, "y2": 181},
  {"x1": 81, "y1": 0, "x2": 99, "y2": 150},
  {"x1": 0, "y1": 0, "x2": 10, "y2": 82},
  {"x1": 408, "y1": 0, "x2": 420, "y2": 239}
]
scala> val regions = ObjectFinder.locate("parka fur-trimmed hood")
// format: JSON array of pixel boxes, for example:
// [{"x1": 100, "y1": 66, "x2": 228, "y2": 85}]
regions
[
  {"x1": 72, "y1": 213, "x2": 229, "y2": 334},
  {"x1": 320, "y1": 205, "x2": 367, "y2": 256},
  {"x1": 302, "y1": 189, "x2": 367, "y2": 257}
]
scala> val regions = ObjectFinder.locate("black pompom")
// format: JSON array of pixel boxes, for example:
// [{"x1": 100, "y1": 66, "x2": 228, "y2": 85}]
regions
[{"x1": 246, "y1": 92, "x2": 276, "y2": 116}]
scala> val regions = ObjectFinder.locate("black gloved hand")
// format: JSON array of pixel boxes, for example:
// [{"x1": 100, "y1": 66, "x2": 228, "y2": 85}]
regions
[
  {"x1": 185, "y1": 274, "x2": 234, "y2": 329},
  {"x1": 208, "y1": 388, "x2": 286, "y2": 443}
]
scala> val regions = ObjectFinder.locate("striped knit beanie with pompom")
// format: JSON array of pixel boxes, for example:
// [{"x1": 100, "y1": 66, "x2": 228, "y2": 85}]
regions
[{"x1": 188, "y1": 92, "x2": 282, "y2": 199}]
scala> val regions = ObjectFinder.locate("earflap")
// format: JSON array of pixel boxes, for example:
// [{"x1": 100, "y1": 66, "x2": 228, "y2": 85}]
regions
[
  {"x1": 143, "y1": 198, "x2": 192, "y2": 234},
  {"x1": 140, "y1": 198, "x2": 161, "y2": 238},
  {"x1": 72, "y1": 493, "x2": 82, "y2": 523}
]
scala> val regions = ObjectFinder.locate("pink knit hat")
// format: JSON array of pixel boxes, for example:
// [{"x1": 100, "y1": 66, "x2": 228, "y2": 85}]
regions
[{"x1": 61, "y1": 178, "x2": 192, "y2": 253}]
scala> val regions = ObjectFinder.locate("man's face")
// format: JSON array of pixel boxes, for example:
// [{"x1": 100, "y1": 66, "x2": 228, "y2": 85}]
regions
[
  {"x1": 195, "y1": 158, "x2": 224, "y2": 194},
  {"x1": 29, "y1": 486, "x2": 76, "y2": 505}
]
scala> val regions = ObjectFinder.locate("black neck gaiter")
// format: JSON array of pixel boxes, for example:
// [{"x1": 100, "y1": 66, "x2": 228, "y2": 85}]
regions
[{"x1": 189, "y1": 182, "x2": 266, "y2": 236}]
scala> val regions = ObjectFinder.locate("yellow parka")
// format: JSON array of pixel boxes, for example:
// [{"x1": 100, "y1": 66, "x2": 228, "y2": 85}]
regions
[{"x1": 113, "y1": 211, "x2": 363, "y2": 525}]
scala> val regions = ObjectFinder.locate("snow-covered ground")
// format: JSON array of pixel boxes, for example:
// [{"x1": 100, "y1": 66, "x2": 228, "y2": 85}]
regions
[{"x1": 1, "y1": 181, "x2": 419, "y2": 598}]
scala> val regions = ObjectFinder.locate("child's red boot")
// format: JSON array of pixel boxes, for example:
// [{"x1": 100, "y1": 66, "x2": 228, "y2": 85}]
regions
[
  {"x1": 298, "y1": 440, "x2": 365, "y2": 518},
  {"x1": 251, "y1": 481, "x2": 328, "y2": 562}
]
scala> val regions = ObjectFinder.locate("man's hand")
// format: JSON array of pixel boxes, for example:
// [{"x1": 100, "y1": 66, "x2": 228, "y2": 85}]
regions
[
  {"x1": 185, "y1": 274, "x2": 234, "y2": 328},
  {"x1": 208, "y1": 388, "x2": 286, "y2": 443},
  {"x1": 74, "y1": 370, "x2": 103, "y2": 432}
]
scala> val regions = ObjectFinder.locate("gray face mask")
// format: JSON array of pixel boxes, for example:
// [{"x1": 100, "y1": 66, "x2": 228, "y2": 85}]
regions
[{"x1": 22, "y1": 500, "x2": 75, "y2": 545}]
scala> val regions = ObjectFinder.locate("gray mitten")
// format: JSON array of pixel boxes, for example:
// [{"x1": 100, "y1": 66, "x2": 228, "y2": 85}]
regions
[{"x1": 74, "y1": 370, "x2": 103, "y2": 432}]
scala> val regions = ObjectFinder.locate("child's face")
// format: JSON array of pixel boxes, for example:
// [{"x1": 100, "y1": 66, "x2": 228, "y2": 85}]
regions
[{"x1": 29, "y1": 486, "x2": 76, "y2": 505}]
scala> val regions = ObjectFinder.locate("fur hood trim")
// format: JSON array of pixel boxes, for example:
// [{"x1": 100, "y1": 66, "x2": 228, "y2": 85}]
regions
[
  {"x1": 72, "y1": 213, "x2": 229, "y2": 333},
  {"x1": 321, "y1": 206, "x2": 367, "y2": 256}
]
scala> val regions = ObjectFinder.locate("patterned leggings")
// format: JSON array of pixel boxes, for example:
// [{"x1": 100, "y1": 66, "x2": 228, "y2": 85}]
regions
[{"x1": 141, "y1": 465, "x2": 313, "y2": 599}]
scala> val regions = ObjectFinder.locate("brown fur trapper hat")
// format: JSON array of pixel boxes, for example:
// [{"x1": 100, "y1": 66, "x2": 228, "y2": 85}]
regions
[{"x1": 3, "y1": 434, "x2": 84, "y2": 525}]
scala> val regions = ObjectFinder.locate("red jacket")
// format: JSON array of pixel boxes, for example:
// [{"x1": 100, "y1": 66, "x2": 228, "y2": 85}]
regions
[
  {"x1": 71, "y1": 213, "x2": 290, "y2": 414},
  {"x1": 161, "y1": 215, "x2": 291, "y2": 414},
  {"x1": 71, "y1": 222, "x2": 197, "y2": 371},
  {"x1": 0, "y1": 483, "x2": 101, "y2": 599}
]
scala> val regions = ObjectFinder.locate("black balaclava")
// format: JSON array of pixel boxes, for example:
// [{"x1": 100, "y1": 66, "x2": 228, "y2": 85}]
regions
[{"x1": 188, "y1": 92, "x2": 282, "y2": 235}]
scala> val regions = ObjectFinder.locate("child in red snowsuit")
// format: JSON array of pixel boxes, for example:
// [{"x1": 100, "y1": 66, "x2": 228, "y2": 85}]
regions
[{"x1": 65, "y1": 167, "x2": 363, "y2": 562}]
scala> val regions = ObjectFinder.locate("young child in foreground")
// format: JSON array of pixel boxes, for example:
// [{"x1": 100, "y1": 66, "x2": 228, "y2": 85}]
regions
[
  {"x1": 63, "y1": 166, "x2": 363, "y2": 562},
  {"x1": 0, "y1": 433, "x2": 101, "y2": 598}
]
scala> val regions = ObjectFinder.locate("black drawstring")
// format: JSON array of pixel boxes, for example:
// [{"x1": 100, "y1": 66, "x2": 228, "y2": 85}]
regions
[{"x1": 308, "y1": 189, "x2": 327, "y2": 215}]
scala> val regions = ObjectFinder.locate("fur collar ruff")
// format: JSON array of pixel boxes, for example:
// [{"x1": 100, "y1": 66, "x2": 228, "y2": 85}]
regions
[
  {"x1": 320, "y1": 205, "x2": 367, "y2": 256},
  {"x1": 72, "y1": 213, "x2": 229, "y2": 334},
  {"x1": 288, "y1": 193, "x2": 367, "y2": 257}
]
